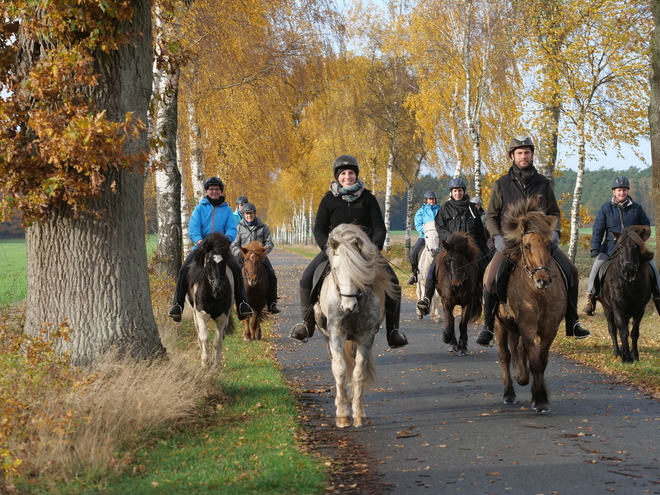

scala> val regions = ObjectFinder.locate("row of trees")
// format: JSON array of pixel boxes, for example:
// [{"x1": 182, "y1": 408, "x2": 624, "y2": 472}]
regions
[{"x1": 0, "y1": 0, "x2": 655, "y2": 365}]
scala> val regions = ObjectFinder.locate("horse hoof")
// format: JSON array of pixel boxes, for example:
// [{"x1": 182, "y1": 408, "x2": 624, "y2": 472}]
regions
[
  {"x1": 458, "y1": 349, "x2": 467, "y2": 356},
  {"x1": 354, "y1": 418, "x2": 365, "y2": 427},
  {"x1": 449, "y1": 344, "x2": 458, "y2": 353},
  {"x1": 503, "y1": 396, "x2": 517, "y2": 405},
  {"x1": 534, "y1": 405, "x2": 551, "y2": 414},
  {"x1": 442, "y1": 332, "x2": 452, "y2": 344},
  {"x1": 336, "y1": 417, "x2": 352, "y2": 428}
]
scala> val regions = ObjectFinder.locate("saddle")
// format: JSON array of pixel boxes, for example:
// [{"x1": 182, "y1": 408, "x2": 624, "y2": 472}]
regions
[
  {"x1": 311, "y1": 260, "x2": 330, "y2": 302},
  {"x1": 592, "y1": 257, "x2": 615, "y2": 297},
  {"x1": 494, "y1": 254, "x2": 569, "y2": 303}
]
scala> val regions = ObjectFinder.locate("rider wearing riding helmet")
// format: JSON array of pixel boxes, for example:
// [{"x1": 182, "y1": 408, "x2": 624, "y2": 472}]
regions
[
  {"x1": 583, "y1": 176, "x2": 660, "y2": 315},
  {"x1": 407, "y1": 190, "x2": 440, "y2": 285},
  {"x1": 289, "y1": 155, "x2": 408, "y2": 349},
  {"x1": 231, "y1": 202, "x2": 280, "y2": 314},
  {"x1": 416, "y1": 177, "x2": 490, "y2": 315},
  {"x1": 234, "y1": 195, "x2": 249, "y2": 225},
  {"x1": 168, "y1": 177, "x2": 253, "y2": 322},
  {"x1": 475, "y1": 136, "x2": 590, "y2": 346}
]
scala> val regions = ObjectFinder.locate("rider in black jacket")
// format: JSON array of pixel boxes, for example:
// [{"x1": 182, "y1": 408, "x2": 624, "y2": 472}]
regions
[{"x1": 288, "y1": 155, "x2": 408, "y2": 349}]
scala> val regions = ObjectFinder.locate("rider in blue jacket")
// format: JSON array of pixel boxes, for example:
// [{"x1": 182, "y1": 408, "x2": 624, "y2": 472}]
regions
[
  {"x1": 583, "y1": 176, "x2": 660, "y2": 315},
  {"x1": 168, "y1": 177, "x2": 253, "y2": 322},
  {"x1": 407, "y1": 191, "x2": 440, "y2": 284}
]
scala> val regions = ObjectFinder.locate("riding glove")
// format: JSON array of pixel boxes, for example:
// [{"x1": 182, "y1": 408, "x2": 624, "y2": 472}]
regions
[
  {"x1": 590, "y1": 249, "x2": 599, "y2": 258},
  {"x1": 493, "y1": 235, "x2": 504, "y2": 253},
  {"x1": 550, "y1": 231, "x2": 560, "y2": 254}
]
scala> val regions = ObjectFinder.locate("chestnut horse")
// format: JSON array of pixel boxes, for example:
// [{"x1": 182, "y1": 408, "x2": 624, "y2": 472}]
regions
[
  {"x1": 315, "y1": 224, "x2": 397, "y2": 428},
  {"x1": 598, "y1": 225, "x2": 653, "y2": 363},
  {"x1": 435, "y1": 232, "x2": 482, "y2": 355},
  {"x1": 489, "y1": 197, "x2": 566, "y2": 413},
  {"x1": 239, "y1": 241, "x2": 270, "y2": 341}
]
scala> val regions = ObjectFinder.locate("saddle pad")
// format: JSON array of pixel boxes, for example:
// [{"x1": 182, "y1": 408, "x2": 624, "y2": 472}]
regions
[
  {"x1": 311, "y1": 260, "x2": 330, "y2": 300},
  {"x1": 593, "y1": 257, "x2": 615, "y2": 297},
  {"x1": 494, "y1": 256, "x2": 567, "y2": 303}
]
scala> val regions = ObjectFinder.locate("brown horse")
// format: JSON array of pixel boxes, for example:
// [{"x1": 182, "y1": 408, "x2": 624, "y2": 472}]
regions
[
  {"x1": 598, "y1": 225, "x2": 653, "y2": 363},
  {"x1": 434, "y1": 232, "x2": 482, "y2": 355},
  {"x1": 490, "y1": 197, "x2": 567, "y2": 413},
  {"x1": 239, "y1": 241, "x2": 269, "y2": 341}
]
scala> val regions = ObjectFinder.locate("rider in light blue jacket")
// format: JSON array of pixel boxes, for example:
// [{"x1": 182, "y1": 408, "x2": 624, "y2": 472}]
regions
[
  {"x1": 407, "y1": 191, "x2": 440, "y2": 284},
  {"x1": 168, "y1": 177, "x2": 252, "y2": 322}
]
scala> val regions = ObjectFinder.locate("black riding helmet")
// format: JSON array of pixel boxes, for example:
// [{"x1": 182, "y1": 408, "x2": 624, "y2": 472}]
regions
[
  {"x1": 508, "y1": 136, "x2": 535, "y2": 157},
  {"x1": 611, "y1": 176, "x2": 630, "y2": 189},
  {"x1": 236, "y1": 195, "x2": 248, "y2": 205},
  {"x1": 242, "y1": 202, "x2": 256, "y2": 213},
  {"x1": 448, "y1": 177, "x2": 468, "y2": 191},
  {"x1": 333, "y1": 155, "x2": 359, "y2": 179},
  {"x1": 204, "y1": 177, "x2": 224, "y2": 190}
]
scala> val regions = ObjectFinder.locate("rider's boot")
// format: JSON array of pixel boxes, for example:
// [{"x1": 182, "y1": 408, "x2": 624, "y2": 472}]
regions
[
  {"x1": 289, "y1": 287, "x2": 315, "y2": 343},
  {"x1": 416, "y1": 277, "x2": 436, "y2": 316},
  {"x1": 168, "y1": 304, "x2": 183, "y2": 322},
  {"x1": 566, "y1": 283, "x2": 590, "y2": 338},
  {"x1": 407, "y1": 271, "x2": 417, "y2": 285},
  {"x1": 582, "y1": 292, "x2": 596, "y2": 316},
  {"x1": 385, "y1": 286, "x2": 408, "y2": 349},
  {"x1": 476, "y1": 288, "x2": 498, "y2": 346}
]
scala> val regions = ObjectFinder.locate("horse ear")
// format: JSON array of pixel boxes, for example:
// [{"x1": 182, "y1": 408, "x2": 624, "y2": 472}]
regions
[
  {"x1": 240, "y1": 246, "x2": 248, "y2": 255},
  {"x1": 329, "y1": 237, "x2": 339, "y2": 250},
  {"x1": 611, "y1": 231, "x2": 621, "y2": 241},
  {"x1": 442, "y1": 239, "x2": 449, "y2": 250},
  {"x1": 354, "y1": 236, "x2": 364, "y2": 252}
]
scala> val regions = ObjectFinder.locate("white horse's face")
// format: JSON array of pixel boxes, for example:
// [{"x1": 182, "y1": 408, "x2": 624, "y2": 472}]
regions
[
  {"x1": 424, "y1": 221, "x2": 439, "y2": 253},
  {"x1": 332, "y1": 250, "x2": 360, "y2": 313}
]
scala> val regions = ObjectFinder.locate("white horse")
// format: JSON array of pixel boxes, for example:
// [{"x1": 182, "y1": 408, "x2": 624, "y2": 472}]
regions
[
  {"x1": 315, "y1": 224, "x2": 398, "y2": 428},
  {"x1": 416, "y1": 220, "x2": 442, "y2": 321}
]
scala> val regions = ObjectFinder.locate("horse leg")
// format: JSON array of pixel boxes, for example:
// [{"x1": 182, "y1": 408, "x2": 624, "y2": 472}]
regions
[
  {"x1": 443, "y1": 304, "x2": 458, "y2": 352},
  {"x1": 527, "y1": 336, "x2": 550, "y2": 413},
  {"x1": 329, "y1": 333, "x2": 351, "y2": 428},
  {"x1": 604, "y1": 310, "x2": 621, "y2": 358},
  {"x1": 255, "y1": 310, "x2": 262, "y2": 340},
  {"x1": 616, "y1": 315, "x2": 633, "y2": 363},
  {"x1": 211, "y1": 315, "x2": 227, "y2": 368},
  {"x1": 515, "y1": 337, "x2": 530, "y2": 386},
  {"x1": 193, "y1": 311, "x2": 210, "y2": 368},
  {"x1": 631, "y1": 317, "x2": 641, "y2": 361},
  {"x1": 351, "y1": 341, "x2": 373, "y2": 427},
  {"x1": 497, "y1": 326, "x2": 516, "y2": 404},
  {"x1": 243, "y1": 317, "x2": 251, "y2": 341},
  {"x1": 431, "y1": 291, "x2": 442, "y2": 322},
  {"x1": 457, "y1": 305, "x2": 469, "y2": 356}
]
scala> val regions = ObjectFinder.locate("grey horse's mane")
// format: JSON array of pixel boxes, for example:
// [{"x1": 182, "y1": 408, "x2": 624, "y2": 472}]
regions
[{"x1": 326, "y1": 224, "x2": 397, "y2": 302}]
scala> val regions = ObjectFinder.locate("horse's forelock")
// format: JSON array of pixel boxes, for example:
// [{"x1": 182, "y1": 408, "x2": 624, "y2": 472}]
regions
[
  {"x1": 437, "y1": 232, "x2": 479, "y2": 265},
  {"x1": 619, "y1": 227, "x2": 654, "y2": 263}
]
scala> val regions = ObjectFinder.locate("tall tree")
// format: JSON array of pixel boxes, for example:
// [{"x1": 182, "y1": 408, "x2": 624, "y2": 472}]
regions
[
  {"x1": 1, "y1": 0, "x2": 164, "y2": 365},
  {"x1": 651, "y1": 0, "x2": 660, "y2": 224}
]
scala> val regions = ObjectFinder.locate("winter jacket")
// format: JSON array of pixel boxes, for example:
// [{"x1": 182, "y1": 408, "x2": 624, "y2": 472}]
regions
[
  {"x1": 233, "y1": 207, "x2": 243, "y2": 226},
  {"x1": 485, "y1": 165, "x2": 561, "y2": 238},
  {"x1": 435, "y1": 197, "x2": 490, "y2": 256},
  {"x1": 189, "y1": 198, "x2": 237, "y2": 246},
  {"x1": 591, "y1": 196, "x2": 650, "y2": 256},
  {"x1": 314, "y1": 189, "x2": 386, "y2": 250},
  {"x1": 414, "y1": 203, "x2": 441, "y2": 238},
  {"x1": 232, "y1": 217, "x2": 274, "y2": 258}
]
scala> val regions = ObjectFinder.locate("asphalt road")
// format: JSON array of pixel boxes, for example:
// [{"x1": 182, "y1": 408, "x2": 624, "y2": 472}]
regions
[{"x1": 269, "y1": 248, "x2": 660, "y2": 495}]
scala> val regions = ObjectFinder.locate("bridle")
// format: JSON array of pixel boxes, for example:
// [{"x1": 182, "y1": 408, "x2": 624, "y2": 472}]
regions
[
  {"x1": 519, "y1": 230, "x2": 552, "y2": 279},
  {"x1": 331, "y1": 253, "x2": 362, "y2": 301},
  {"x1": 242, "y1": 253, "x2": 264, "y2": 283}
]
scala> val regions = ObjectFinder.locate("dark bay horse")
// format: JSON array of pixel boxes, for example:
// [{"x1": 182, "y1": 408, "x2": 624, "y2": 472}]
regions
[
  {"x1": 434, "y1": 232, "x2": 482, "y2": 355},
  {"x1": 489, "y1": 197, "x2": 566, "y2": 413},
  {"x1": 239, "y1": 241, "x2": 269, "y2": 341},
  {"x1": 315, "y1": 224, "x2": 397, "y2": 428},
  {"x1": 187, "y1": 232, "x2": 235, "y2": 368},
  {"x1": 598, "y1": 225, "x2": 653, "y2": 363}
]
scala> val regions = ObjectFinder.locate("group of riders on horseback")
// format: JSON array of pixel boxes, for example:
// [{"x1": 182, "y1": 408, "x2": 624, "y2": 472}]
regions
[{"x1": 168, "y1": 135, "x2": 660, "y2": 351}]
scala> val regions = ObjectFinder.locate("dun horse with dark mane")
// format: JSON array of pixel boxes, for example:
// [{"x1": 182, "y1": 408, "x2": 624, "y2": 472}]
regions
[
  {"x1": 597, "y1": 225, "x2": 653, "y2": 363},
  {"x1": 489, "y1": 197, "x2": 566, "y2": 413}
]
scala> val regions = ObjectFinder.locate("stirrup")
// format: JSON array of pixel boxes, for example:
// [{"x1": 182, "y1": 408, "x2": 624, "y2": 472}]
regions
[
  {"x1": 416, "y1": 297, "x2": 430, "y2": 315},
  {"x1": 269, "y1": 302, "x2": 280, "y2": 314},
  {"x1": 476, "y1": 328, "x2": 494, "y2": 346},
  {"x1": 407, "y1": 274, "x2": 417, "y2": 285},
  {"x1": 289, "y1": 322, "x2": 311, "y2": 343},
  {"x1": 568, "y1": 321, "x2": 590, "y2": 339},
  {"x1": 238, "y1": 301, "x2": 253, "y2": 319}
]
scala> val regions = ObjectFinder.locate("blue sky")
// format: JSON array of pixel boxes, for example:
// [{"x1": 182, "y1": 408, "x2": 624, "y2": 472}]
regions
[{"x1": 559, "y1": 141, "x2": 651, "y2": 172}]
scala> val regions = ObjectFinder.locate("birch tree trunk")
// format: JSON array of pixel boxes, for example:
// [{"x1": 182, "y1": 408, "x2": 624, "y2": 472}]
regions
[
  {"x1": 567, "y1": 116, "x2": 587, "y2": 262},
  {"x1": 22, "y1": 0, "x2": 164, "y2": 365},
  {"x1": 383, "y1": 145, "x2": 395, "y2": 250}
]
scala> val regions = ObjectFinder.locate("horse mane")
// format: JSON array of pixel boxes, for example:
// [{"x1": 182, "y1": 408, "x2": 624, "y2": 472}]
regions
[
  {"x1": 437, "y1": 232, "x2": 480, "y2": 265},
  {"x1": 243, "y1": 240, "x2": 268, "y2": 260},
  {"x1": 192, "y1": 232, "x2": 232, "y2": 265},
  {"x1": 501, "y1": 197, "x2": 558, "y2": 259},
  {"x1": 326, "y1": 224, "x2": 397, "y2": 302},
  {"x1": 617, "y1": 226, "x2": 654, "y2": 263}
]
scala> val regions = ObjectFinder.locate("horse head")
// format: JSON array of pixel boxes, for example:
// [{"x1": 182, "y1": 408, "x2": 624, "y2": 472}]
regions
[
  {"x1": 424, "y1": 220, "x2": 439, "y2": 256},
  {"x1": 613, "y1": 226, "x2": 653, "y2": 283},
  {"x1": 198, "y1": 233, "x2": 231, "y2": 299},
  {"x1": 439, "y1": 232, "x2": 478, "y2": 291},
  {"x1": 502, "y1": 198, "x2": 557, "y2": 290},
  {"x1": 240, "y1": 241, "x2": 268, "y2": 288}
]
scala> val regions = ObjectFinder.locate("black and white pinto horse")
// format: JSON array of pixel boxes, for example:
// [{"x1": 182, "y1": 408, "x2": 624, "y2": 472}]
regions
[
  {"x1": 314, "y1": 223, "x2": 398, "y2": 428},
  {"x1": 187, "y1": 232, "x2": 235, "y2": 368}
]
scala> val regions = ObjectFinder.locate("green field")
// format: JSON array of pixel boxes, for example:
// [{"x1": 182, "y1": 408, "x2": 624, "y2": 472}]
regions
[{"x1": 0, "y1": 239, "x2": 27, "y2": 305}]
